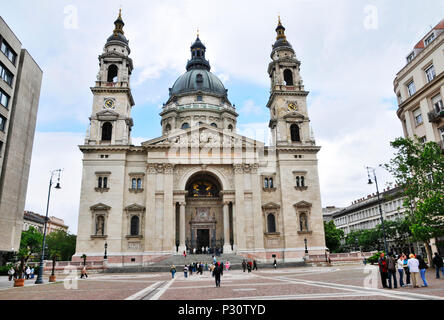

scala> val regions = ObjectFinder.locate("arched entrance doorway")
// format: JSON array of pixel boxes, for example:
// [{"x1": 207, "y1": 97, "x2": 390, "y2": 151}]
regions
[{"x1": 182, "y1": 172, "x2": 226, "y2": 254}]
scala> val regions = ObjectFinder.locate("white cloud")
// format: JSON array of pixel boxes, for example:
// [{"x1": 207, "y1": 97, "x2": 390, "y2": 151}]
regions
[{"x1": 240, "y1": 99, "x2": 264, "y2": 116}]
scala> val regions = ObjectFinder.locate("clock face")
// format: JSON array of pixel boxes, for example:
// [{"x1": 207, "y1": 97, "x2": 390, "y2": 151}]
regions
[
  {"x1": 288, "y1": 102, "x2": 297, "y2": 111},
  {"x1": 104, "y1": 99, "x2": 116, "y2": 110}
]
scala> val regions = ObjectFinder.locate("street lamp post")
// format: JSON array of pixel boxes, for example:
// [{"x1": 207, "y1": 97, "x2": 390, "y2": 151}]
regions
[
  {"x1": 304, "y1": 238, "x2": 309, "y2": 255},
  {"x1": 35, "y1": 169, "x2": 62, "y2": 285},
  {"x1": 366, "y1": 167, "x2": 389, "y2": 254},
  {"x1": 104, "y1": 242, "x2": 108, "y2": 260}
]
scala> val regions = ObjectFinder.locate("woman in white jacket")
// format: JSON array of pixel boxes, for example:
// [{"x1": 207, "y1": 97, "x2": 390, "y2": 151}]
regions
[{"x1": 407, "y1": 254, "x2": 420, "y2": 288}]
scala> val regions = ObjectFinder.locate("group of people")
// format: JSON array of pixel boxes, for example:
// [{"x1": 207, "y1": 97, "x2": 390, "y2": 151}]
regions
[
  {"x1": 377, "y1": 252, "x2": 444, "y2": 289},
  {"x1": 170, "y1": 257, "x2": 231, "y2": 286},
  {"x1": 241, "y1": 260, "x2": 258, "y2": 273},
  {"x1": 7, "y1": 266, "x2": 35, "y2": 281}
]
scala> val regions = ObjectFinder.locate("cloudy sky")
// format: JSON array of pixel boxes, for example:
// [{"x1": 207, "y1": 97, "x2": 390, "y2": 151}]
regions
[{"x1": 2, "y1": 0, "x2": 443, "y2": 233}]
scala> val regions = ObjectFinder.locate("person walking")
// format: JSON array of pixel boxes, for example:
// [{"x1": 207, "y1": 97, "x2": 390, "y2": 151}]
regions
[
  {"x1": 7, "y1": 267, "x2": 14, "y2": 281},
  {"x1": 247, "y1": 261, "x2": 252, "y2": 273},
  {"x1": 377, "y1": 253, "x2": 388, "y2": 288},
  {"x1": 417, "y1": 255, "x2": 428, "y2": 287},
  {"x1": 432, "y1": 252, "x2": 444, "y2": 279},
  {"x1": 214, "y1": 262, "x2": 222, "y2": 287},
  {"x1": 81, "y1": 266, "x2": 88, "y2": 279},
  {"x1": 396, "y1": 255, "x2": 405, "y2": 287},
  {"x1": 30, "y1": 267, "x2": 35, "y2": 279},
  {"x1": 402, "y1": 254, "x2": 411, "y2": 286},
  {"x1": 407, "y1": 254, "x2": 420, "y2": 288},
  {"x1": 253, "y1": 260, "x2": 258, "y2": 271},
  {"x1": 225, "y1": 261, "x2": 230, "y2": 272},
  {"x1": 242, "y1": 260, "x2": 247, "y2": 272},
  {"x1": 170, "y1": 265, "x2": 176, "y2": 279},
  {"x1": 183, "y1": 251, "x2": 187, "y2": 259},
  {"x1": 387, "y1": 253, "x2": 398, "y2": 289},
  {"x1": 25, "y1": 266, "x2": 31, "y2": 280},
  {"x1": 273, "y1": 258, "x2": 277, "y2": 269},
  {"x1": 184, "y1": 265, "x2": 189, "y2": 278},
  {"x1": 210, "y1": 263, "x2": 215, "y2": 277}
]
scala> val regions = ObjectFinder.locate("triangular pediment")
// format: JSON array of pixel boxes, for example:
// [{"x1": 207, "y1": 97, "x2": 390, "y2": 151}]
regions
[
  {"x1": 90, "y1": 203, "x2": 111, "y2": 211},
  {"x1": 262, "y1": 202, "x2": 281, "y2": 210},
  {"x1": 142, "y1": 124, "x2": 264, "y2": 149},
  {"x1": 96, "y1": 110, "x2": 119, "y2": 117},
  {"x1": 293, "y1": 201, "x2": 312, "y2": 208},
  {"x1": 125, "y1": 203, "x2": 146, "y2": 212},
  {"x1": 283, "y1": 111, "x2": 306, "y2": 120}
]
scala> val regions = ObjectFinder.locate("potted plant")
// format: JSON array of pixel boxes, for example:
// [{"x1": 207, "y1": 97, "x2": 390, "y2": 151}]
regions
[
  {"x1": 49, "y1": 252, "x2": 60, "y2": 282},
  {"x1": 14, "y1": 227, "x2": 42, "y2": 287}
]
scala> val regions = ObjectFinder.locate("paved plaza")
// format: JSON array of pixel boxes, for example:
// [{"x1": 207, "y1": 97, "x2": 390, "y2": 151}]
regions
[{"x1": 0, "y1": 265, "x2": 443, "y2": 300}]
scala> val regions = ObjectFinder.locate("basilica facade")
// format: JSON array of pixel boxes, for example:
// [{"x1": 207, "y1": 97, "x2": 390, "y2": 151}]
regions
[{"x1": 73, "y1": 11, "x2": 326, "y2": 266}]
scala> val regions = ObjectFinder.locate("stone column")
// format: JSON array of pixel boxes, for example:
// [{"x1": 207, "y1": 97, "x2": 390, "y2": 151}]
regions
[
  {"x1": 178, "y1": 202, "x2": 186, "y2": 254},
  {"x1": 223, "y1": 201, "x2": 232, "y2": 254}
]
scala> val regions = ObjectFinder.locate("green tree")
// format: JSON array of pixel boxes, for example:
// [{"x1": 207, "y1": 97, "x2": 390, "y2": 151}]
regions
[
  {"x1": 384, "y1": 137, "x2": 444, "y2": 263},
  {"x1": 324, "y1": 221, "x2": 344, "y2": 253},
  {"x1": 17, "y1": 227, "x2": 43, "y2": 278},
  {"x1": 46, "y1": 230, "x2": 77, "y2": 261}
]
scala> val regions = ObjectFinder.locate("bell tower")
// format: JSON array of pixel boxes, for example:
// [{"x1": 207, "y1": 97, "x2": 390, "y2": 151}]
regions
[
  {"x1": 85, "y1": 9, "x2": 135, "y2": 146},
  {"x1": 267, "y1": 17, "x2": 314, "y2": 146}
]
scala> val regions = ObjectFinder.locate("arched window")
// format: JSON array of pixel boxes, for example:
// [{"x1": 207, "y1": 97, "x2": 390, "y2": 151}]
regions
[
  {"x1": 301, "y1": 176, "x2": 305, "y2": 187},
  {"x1": 228, "y1": 124, "x2": 233, "y2": 131},
  {"x1": 137, "y1": 178, "x2": 142, "y2": 189},
  {"x1": 290, "y1": 124, "x2": 300, "y2": 142},
  {"x1": 284, "y1": 69, "x2": 294, "y2": 86},
  {"x1": 130, "y1": 216, "x2": 139, "y2": 236},
  {"x1": 107, "y1": 64, "x2": 118, "y2": 83},
  {"x1": 98, "y1": 177, "x2": 103, "y2": 188},
  {"x1": 181, "y1": 123, "x2": 190, "y2": 130},
  {"x1": 264, "y1": 178, "x2": 269, "y2": 188},
  {"x1": 296, "y1": 176, "x2": 300, "y2": 187},
  {"x1": 102, "y1": 122, "x2": 112, "y2": 141},
  {"x1": 211, "y1": 123, "x2": 218, "y2": 128},
  {"x1": 132, "y1": 178, "x2": 137, "y2": 190},
  {"x1": 196, "y1": 74, "x2": 203, "y2": 86},
  {"x1": 165, "y1": 124, "x2": 171, "y2": 132},
  {"x1": 267, "y1": 214, "x2": 276, "y2": 233},
  {"x1": 269, "y1": 178, "x2": 274, "y2": 188}
]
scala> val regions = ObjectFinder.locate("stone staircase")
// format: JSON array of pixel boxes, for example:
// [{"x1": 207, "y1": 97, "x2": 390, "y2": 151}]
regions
[{"x1": 104, "y1": 253, "x2": 306, "y2": 273}]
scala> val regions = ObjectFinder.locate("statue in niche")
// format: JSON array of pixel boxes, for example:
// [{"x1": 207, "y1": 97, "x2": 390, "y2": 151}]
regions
[
  {"x1": 300, "y1": 213, "x2": 308, "y2": 232},
  {"x1": 96, "y1": 216, "x2": 105, "y2": 236}
]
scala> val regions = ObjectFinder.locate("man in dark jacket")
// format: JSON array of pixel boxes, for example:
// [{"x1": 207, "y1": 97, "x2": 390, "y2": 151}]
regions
[
  {"x1": 213, "y1": 262, "x2": 222, "y2": 287},
  {"x1": 386, "y1": 253, "x2": 398, "y2": 289},
  {"x1": 432, "y1": 252, "x2": 444, "y2": 279},
  {"x1": 378, "y1": 253, "x2": 388, "y2": 288}
]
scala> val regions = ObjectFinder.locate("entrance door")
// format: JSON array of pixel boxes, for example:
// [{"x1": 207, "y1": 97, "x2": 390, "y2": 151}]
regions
[{"x1": 197, "y1": 229, "x2": 210, "y2": 251}]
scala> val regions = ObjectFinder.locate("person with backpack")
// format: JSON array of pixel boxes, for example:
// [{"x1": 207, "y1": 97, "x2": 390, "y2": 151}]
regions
[
  {"x1": 184, "y1": 265, "x2": 189, "y2": 278},
  {"x1": 242, "y1": 260, "x2": 247, "y2": 272},
  {"x1": 432, "y1": 252, "x2": 444, "y2": 279},
  {"x1": 417, "y1": 255, "x2": 428, "y2": 287},
  {"x1": 170, "y1": 265, "x2": 176, "y2": 279},
  {"x1": 386, "y1": 253, "x2": 398, "y2": 289}
]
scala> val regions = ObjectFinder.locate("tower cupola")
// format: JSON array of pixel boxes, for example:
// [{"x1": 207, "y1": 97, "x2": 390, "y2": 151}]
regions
[{"x1": 186, "y1": 32, "x2": 211, "y2": 71}]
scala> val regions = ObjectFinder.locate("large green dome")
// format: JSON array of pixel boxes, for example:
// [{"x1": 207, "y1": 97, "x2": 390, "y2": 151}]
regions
[{"x1": 170, "y1": 69, "x2": 227, "y2": 97}]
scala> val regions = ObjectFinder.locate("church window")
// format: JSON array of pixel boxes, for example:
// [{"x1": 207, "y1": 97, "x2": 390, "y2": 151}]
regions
[
  {"x1": 165, "y1": 124, "x2": 171, "y2": 132},
  {"x1": 296, "y1": 176, "x2": 300, "y2": 187},
  {"x1": 290, "y1": 124, "x2": 300, "y2": 142},
  {"x1": 103, "y1": 177, "x2": 108, "y2": 189},
  {"x1": 102, "y1": 122, "x2": 113, "y2": 141},
  {"x1": 98, "y1": 177, "x2": 103, "y2": 189},
  {"x1": 300, "y1": 176, "x2": 305, "y2": 187},
  {"x1": 269, "y1": 178, "x2": 274, "y2": 188},
  {"x1": 211, "y1": 123, "x2": 218, "y2": 128},
  {"x1": 132, "y1": 178, "x2": 137, "y2": 190},
  {"x1": 228, "y1": 124, "x2": 233, "y2": 131},
  {"x1": 107, "y1": 64, "x2": 118, "y2": 83},
  {"x1": 197, "y1": 95, "x2": 203, "y2": 101},
  {"x1": 137, "y1": 178, "x2": 142, "y2": 189},
  {"x1": 264, "y1": 178, "x2": 269, "y2": 188},
  {"x1": 284, "y1": 69, "x2": 294, "y2": 86},
  {"x1": 181, "y1": 123, "x2": 190, "y2": 130},
  {"x1": 267, "y1": 214, "x2": 276, "y2": 233},
  {"x1": 196, "y1": 74, "x2": 203, "y2": 83},
  {"x1": 130, "y1": 216, "x2": 140, "y2": 236}
]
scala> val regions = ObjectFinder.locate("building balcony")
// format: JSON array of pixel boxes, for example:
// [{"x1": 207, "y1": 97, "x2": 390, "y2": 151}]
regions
[
  {"x1": 95, "y1": 81, "x2": 129, "y2": 88},
  {"x1": 428, "y1": 109, "x2": 444, "y2": 123}
]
